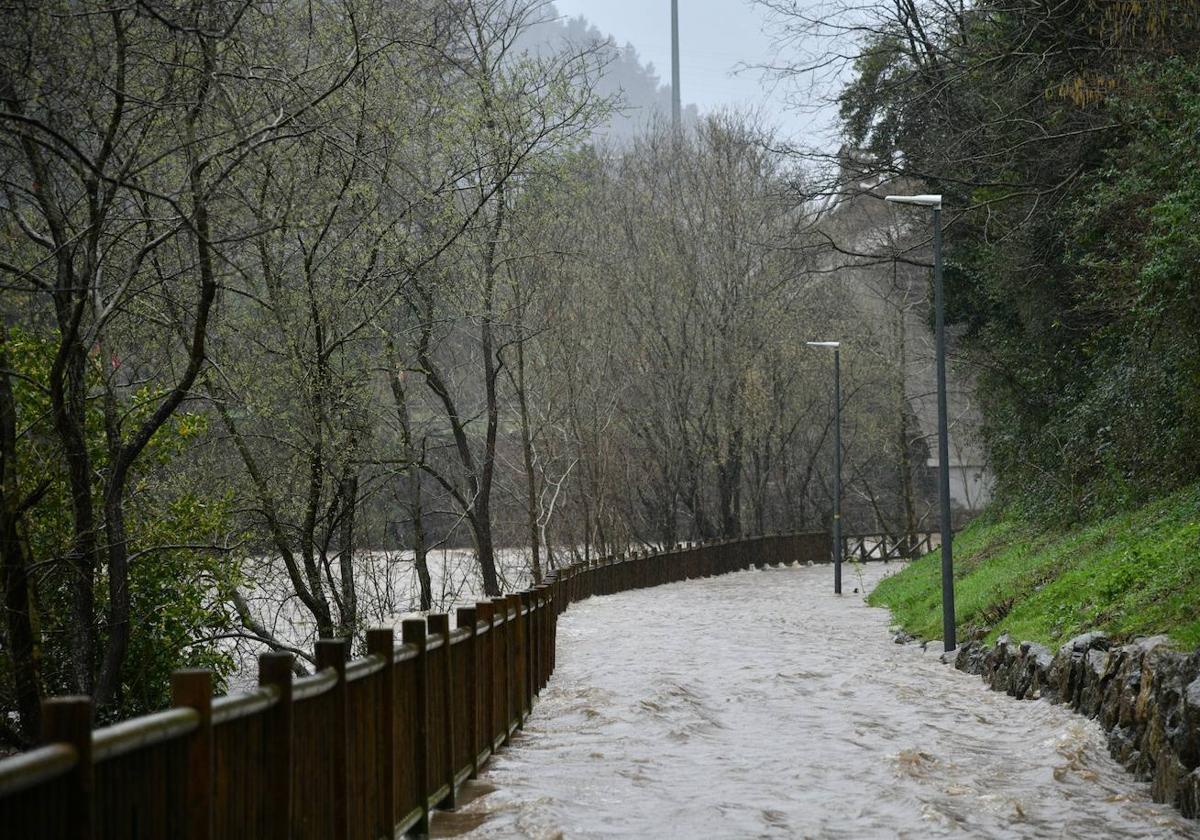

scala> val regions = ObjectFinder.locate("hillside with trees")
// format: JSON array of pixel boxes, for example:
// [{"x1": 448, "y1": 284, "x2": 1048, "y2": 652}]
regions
[
  {"x1": 761, "y1": 0, "x2": 1200, "y2": 521},
  {"x1": 755, "y1": 0, "x2": 1200, "y2": 650},
  {"x1": 0, "y1": 0, "x2": 935, "y2": 746},
  {"x1": 4, "y1": 0, "x2": 1194, "y2": 754}
]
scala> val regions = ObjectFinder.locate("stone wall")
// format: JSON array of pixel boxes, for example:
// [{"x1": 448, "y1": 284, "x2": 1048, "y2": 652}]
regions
[{"x1": 948, "y1": 633, "x2": 1200, "y2": 818}]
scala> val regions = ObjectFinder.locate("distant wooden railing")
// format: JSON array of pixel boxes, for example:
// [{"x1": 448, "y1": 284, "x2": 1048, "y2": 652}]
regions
[
  {"x1": 842, "y1": 531, "x2": 940, "y2": 562},
  {"x1": 0, "y1": 532, "x2": 829, "y2": 839}
]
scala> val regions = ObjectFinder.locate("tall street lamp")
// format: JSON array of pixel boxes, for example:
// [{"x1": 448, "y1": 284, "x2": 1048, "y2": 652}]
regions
[
  {"x1": 884, "y1": 193, "x2": 956, "y2": 651},
  {"x1": 806, "y1": 341, "x2": 842, "y2": 595}
]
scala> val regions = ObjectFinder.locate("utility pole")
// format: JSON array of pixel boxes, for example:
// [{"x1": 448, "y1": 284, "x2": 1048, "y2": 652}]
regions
[{"x1": 671, "y1": 0, "x2": 681, "y2": 132}]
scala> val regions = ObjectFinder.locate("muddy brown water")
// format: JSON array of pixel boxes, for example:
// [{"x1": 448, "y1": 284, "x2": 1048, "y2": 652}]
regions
[{"x1": 434, "y1": 564, "x2": 1197, "y2": 839}]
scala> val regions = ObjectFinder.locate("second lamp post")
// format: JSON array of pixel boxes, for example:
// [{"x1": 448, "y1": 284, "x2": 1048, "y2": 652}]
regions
[{"x1": 807, "y1": 341, "x2": 842, "y2": 595}]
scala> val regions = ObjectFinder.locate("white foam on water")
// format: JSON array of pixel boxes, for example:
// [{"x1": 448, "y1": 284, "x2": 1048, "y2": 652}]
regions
[{"x1": 444, "y1": 564, "x2": 1198, "y2": 839}]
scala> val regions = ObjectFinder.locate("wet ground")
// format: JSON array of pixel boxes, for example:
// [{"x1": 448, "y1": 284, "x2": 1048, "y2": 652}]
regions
[{"x1": 435, "y1": 563, "x2": 1198, "y2": 839}]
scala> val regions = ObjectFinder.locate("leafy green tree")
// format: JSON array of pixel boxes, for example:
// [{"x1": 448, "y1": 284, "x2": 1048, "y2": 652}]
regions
[{"x1": 0, "y1": 329, "x2": 238, "y2": 742}]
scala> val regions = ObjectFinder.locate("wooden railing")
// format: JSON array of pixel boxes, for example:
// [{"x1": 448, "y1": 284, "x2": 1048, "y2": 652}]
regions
[
  {"x1": 0, "y1": 532, "x2": 828, "y2": 839},
  {"x1": 842, "y1": 531, "x2": 940, "y2": 562}
]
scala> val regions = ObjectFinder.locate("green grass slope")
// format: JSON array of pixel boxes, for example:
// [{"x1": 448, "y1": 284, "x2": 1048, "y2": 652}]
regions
[{"x1": 867, "y1": 483, "x2": 1200, "y2": 650}]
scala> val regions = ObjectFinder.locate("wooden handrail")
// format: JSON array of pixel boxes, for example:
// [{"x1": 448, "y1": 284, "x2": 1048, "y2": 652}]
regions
[
  {"x1": 212, "y1": 684, "x2": 278, "y2": 725},
  {"x1": 0, "y1": 745, "x2": 75, "y2": 798},
  {"x1": 0, "y1": 532, "x2": 830, "y2": 839},
  {"x1": 394, "y1": 642, "x2": 420, "y2": 663},
  {"x1": 91, "y1": 707, "x2": 199, "y2": 763},
  {"x1": 291, "y1": 665, "x2": 338, "y2": 701},
  {"x1": 344, "y1": 652, "x2": 386, "y2": 683}
]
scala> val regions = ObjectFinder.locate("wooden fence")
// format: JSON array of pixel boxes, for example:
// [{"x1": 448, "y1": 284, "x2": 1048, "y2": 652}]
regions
[
  {"x1": 0, "y1": 532, "x2": 828, "y2": 839},
  {"x1": 842, "y1": 531, "x2": 940, "y2": 562}
]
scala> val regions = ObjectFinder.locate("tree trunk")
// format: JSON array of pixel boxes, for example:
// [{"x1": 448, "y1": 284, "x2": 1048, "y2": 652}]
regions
[
  {"x1": 718, "y1": 428, "x2": 744, "y2": 538},
  {"x1": 411, "y1": 473, "x2": 432, "y2": 611},
  {"x1": 896, "y1": 307, "x2": 920, "y2": 554},
  {"x1": 515, "y1": 336, "x2": 542, "y2": 584},
  {"x1": 474, "y1": 188, "x2": 505, "y2": 597},
  {"x1": 0, "y1": 335, "x2": 42, "y2": 741},
  {"x1": 388, "y1": 354, "x2": 434, "y2": 611},
  {"x1": 50, "y1": 331, "x2": 97, "y2": 695},
  {"x1": 473, "y1": 498, "x2": 501, "y2": 596},
  {"x1": 95, "y1": 480, "x2": 131, "y2": 709},
  {"x1": 337, "y1": 471, "x2": 358, "y2": 636}
]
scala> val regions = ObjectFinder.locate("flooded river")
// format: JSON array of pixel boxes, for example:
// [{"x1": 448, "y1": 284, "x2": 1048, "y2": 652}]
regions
[{"x1": 440, "y1": 564, "x2": 1197, "y2": 838}]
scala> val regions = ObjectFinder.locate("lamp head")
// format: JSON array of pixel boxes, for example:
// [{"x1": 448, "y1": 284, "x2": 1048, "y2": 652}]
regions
[
  {"x1": 805, "y1": 341, "x2": 841, "y2": 348},
  {"x1": 885, "y1": 194, "x2": 942, "y2": 209}
]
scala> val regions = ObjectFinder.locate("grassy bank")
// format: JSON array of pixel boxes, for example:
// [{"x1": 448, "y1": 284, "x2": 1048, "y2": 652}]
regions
[{"x1": 867, "y1": 483, "x2": 1200, "y2": 649}]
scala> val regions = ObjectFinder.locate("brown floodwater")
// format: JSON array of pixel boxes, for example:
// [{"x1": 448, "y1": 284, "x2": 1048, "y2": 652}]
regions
[{"x1": 436, "y1": 563, "x2": 1197, "y2": 839}]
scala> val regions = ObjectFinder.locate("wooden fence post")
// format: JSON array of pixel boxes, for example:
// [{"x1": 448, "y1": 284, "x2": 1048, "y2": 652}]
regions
[
  {"x1": 518, "y1": 591, "x2": 533, "y2": 720},
  {"x1": 41, "y1": 696, "x2": 92, "y2": 840},
  {"x1": 546, "y1": 584, "x2": 555, "y2": 676},
  {"x1": 528, "y1": 591, "x2": 541, "y2": 694},
  {"x1": 539, "y1": 585, "x2": 552, "y2": 689},
  {"x1": 401, "y1": 619, "x2": 430, "y2": 836},
  {"x1": 366, "y1": 628, "x2": 395, "y2": 838},
  {"x1": 171, "y1": 670, "x2": 214, "y2": 840},
  {"x1": 493, "y1": 597, "x2": 514, "y2": 743},
  {"x1": 258, "y1": 652, "x2": 294, "y2": 840},
  {"x1": 315, "y1": 639, "x2": 349, "y2": 840},
  {"x1": 427, "y1": 614, "x2": 457, "y2": 810},
  {"x1": 456, "y1": 607, "x2": 480, "y2": 779},
  {"x1": 539, "y1": 586, "x2": 551, "y2": 689},
  {"x1": 507, "y1": 593, "x2": 526, "y2": 728},
  {"x1": 475, "y1": 601, "x2": 496, "y2": 756},
  {"x1": 548, "y1": 582, "x2": 558, "y2": 674}
]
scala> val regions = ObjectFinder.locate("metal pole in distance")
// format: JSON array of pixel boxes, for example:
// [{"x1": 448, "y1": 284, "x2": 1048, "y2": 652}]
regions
[
  {"x1": 807, "y1": 340, "x2": 843, "y2": 594},
  {"x1": 932, "y1": 207, "x2": 956, "y2": 651},
  {"x1": 671, "y1": 0, "x2": 681, "y2": 132},
  {"x1": 833, "y1": 347, "x2": 842, "y2": 595}
]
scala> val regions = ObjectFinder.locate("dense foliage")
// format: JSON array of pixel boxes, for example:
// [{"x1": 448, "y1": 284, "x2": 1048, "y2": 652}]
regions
[
  {"x1": 0, "y1": 0, "x2": 934, "y2": 744},
  {"x1": 0, "y1": 331, "x2": 237, "y2": 726},
  {"x1": 834, "y1": 0, "x2": 1200, "y2": 519}
]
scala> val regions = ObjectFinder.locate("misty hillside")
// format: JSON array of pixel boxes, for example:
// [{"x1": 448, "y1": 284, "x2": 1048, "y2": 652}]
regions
[{"x1": 524, "y1": 5, "x2": 700, "y2": 142}]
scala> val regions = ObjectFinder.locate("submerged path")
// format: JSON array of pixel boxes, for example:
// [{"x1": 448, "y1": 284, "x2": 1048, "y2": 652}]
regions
[{"x1": 442, "y1": 564, "x2": 1195, "y2": 839}]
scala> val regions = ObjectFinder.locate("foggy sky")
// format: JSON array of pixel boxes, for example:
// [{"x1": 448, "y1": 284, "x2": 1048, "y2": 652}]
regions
[{"x1": 550, "y1": 0, "x2": 840, "y2": 149}]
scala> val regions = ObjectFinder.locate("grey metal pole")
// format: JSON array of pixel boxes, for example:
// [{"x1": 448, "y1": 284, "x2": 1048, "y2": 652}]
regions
[
  {"x1": 932, "y1": 208, "x2": 956, "y2": 651},
  {"x1": 833, "y1": 347, "x2": 842, "y2": 595},
  {"x1": 671, "y1": 0, "x2": 681, "y2": 132}
]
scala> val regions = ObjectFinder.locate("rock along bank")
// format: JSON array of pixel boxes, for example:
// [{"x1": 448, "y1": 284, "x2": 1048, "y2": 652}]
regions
[{"x1": 946, "y1": 632, "x2": 1200, "y2": 819}]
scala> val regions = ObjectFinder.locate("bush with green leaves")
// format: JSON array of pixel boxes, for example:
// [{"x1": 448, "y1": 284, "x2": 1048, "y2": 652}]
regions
[{"x1": 0, "y1": 329, "x2": 240, "y2": 735}]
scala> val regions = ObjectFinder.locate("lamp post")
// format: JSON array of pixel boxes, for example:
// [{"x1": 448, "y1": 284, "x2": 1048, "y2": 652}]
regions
[
  {"x1": 806, "y1": 341, "x2": 842, "y2": 595},
  {"x1": 884, "y1": 193, "x2": 956, "y2": 651}
]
